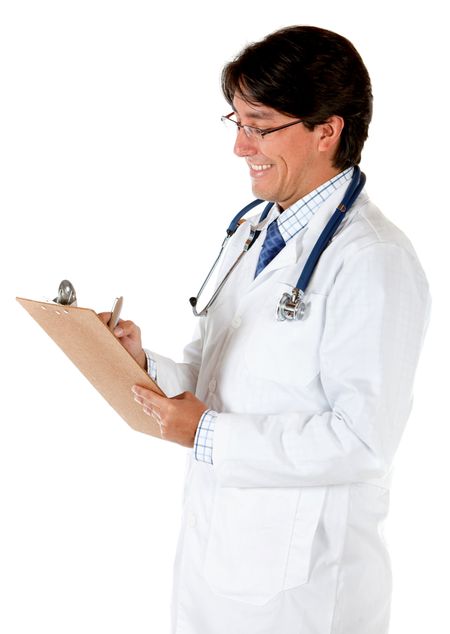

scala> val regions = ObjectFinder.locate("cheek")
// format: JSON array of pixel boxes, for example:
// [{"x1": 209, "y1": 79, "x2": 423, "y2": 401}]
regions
[
  {"x1": 285, "y1": 147, "x2": 313, "y2": 178},
  {"x1": 281, "y1": 155, "x2": 303, "y2": 181}
]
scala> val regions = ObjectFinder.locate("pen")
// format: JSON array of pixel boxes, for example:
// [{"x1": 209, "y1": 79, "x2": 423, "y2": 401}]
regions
[{"x1": 108, "y1": 296, "x2": 123, "y2": 332}]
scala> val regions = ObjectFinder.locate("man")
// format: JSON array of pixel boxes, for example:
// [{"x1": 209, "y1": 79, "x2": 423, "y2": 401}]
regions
[{"x1": 102, "y1": 26, "x2": 430, "y2": 634}]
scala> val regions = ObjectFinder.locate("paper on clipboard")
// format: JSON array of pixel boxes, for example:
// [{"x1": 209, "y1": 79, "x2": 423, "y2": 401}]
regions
[{"x1": 16, "y1": 297, "x2": 164, "y2": 439}]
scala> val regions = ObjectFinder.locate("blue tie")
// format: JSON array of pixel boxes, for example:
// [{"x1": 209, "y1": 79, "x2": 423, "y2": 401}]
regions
[{"x1": 255, "y1": 218, "x2": 286, "y2": 277}]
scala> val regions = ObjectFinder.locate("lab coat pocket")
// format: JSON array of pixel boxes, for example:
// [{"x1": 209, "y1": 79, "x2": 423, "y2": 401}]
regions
[
  {"x1": 203, "y1": 487, "x2": 326, "y2": 606},
  {"x1": 243, "y1": 286, "x2": 328, "y2": 388}
]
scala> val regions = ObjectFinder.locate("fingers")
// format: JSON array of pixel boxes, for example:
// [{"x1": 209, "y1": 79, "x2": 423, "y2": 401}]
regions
[
  {"x1": 98, "y1": 313, "x2": 146, "y2": 367},
  {"x1": 132, "y1": 387, "x2": 167, "y2": 422},
  {"x1": 97, "y1": 311, "x2": 112, "y2": 325},
  {"x1": 97, "y1": 313, "x2": 140, "y2": 338},
  {"x1": 131, "y1": 388, "x2": 207, "y2": 447},
  {"x1": 132, "y1": 386, "x2": 163, "y2": 408},
  {"x1": 113, "y1": 319, "x2": 140, "y2": 340},
  {"x1": 132, "y1": 387, "x2": 165, "y2": 436},
  {"x1": 144, "y1": 404, "x2": 162, "y2": 422}
]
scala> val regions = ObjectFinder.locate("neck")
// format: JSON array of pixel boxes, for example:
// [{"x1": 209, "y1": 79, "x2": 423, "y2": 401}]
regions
[{"x1": 278, "y1": 166, "x2": 342, "y2": 211}]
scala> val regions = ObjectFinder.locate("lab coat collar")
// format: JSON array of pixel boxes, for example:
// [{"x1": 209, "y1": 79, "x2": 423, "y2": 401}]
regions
[{"x1": 249, "y1": 180, "x2": 367, "y2": 286}]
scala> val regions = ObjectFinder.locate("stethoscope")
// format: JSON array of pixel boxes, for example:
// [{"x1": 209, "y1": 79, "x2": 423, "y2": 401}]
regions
[{"x1": 190, "y1": 166, "x2": 366, "y2": 321}]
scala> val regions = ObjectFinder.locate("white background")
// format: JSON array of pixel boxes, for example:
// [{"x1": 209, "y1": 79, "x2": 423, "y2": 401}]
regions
[{"x1": 1, "y1": 1, "x2": 448, "y2": 632}]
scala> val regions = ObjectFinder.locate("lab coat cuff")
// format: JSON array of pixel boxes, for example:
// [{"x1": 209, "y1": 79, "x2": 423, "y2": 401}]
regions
[{"x1": 210, "y1": 412, "x2": 233, "y2": 471}]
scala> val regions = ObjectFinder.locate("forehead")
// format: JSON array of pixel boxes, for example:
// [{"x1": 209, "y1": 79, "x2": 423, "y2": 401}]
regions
[{"x1": 231, "y1": 94, "x2": 278, "y2": 121}]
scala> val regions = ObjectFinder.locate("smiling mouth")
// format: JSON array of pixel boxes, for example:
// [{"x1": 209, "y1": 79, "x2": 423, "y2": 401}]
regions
[{"x1": 248, "y1": 163, "x2": 272, "y2": 171}]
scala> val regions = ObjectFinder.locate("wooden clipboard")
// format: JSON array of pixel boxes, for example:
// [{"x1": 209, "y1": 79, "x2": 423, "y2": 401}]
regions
[{"x1": 16, "y1": 297, "x2": 165, "y2": 438}]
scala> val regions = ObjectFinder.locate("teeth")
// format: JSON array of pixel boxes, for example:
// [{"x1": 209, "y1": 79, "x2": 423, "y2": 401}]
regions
[{"x1": 250, "y1": 164, "x2": 272, "y2": 171}]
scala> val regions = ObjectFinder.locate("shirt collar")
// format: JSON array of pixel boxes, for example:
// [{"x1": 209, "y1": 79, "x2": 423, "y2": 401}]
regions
[{"x1": 276, "y1": 167, "x2": 353, "y2": 244}]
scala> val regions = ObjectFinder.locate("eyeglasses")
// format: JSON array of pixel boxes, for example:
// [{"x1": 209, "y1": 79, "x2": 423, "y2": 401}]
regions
[{"x1": 221, "y1": 112, "x2": 303, "y2": 140}]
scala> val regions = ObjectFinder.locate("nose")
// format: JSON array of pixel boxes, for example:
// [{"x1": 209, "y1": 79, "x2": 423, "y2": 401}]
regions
[{"x1": 233, "y1": 128, "x2": 258, "y2": 157}]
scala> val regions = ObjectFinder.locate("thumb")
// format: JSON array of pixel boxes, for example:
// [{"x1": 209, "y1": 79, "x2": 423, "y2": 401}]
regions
[{"x1": 172, "y1": 391, "x2": 192, "y2": 401}]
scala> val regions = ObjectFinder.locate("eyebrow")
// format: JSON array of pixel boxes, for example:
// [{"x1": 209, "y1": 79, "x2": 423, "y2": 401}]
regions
[{"x1": 232, "y1": 103, "x2": 276, "y2": 122}]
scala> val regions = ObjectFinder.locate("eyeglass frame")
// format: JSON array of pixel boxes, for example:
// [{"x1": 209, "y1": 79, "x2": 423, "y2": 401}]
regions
[{"x1": 221, "y1": 111, "x2": 304, "y2": 140}]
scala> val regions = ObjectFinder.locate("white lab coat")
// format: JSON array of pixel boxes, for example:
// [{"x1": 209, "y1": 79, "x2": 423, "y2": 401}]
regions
[{"x1": 150, "y1": 180, "x2": 430, "y2": 634}]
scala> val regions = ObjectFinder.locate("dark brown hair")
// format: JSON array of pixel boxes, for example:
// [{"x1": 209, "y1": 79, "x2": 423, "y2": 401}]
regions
[{"x1": 222, "y1": 26, "x2": 373, "y2": 169}]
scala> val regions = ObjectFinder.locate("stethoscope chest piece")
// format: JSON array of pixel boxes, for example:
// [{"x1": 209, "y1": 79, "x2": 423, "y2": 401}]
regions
[
  {"x1": 277, "y1": 288, "x2": 307, "y2": 321},
  {"x1": 190, "y1": 166, "x2": 366, "y2": 322}
]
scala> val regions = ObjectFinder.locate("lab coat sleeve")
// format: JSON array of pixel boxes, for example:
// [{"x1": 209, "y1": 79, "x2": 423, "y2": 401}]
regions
[
  {"x1": 145, "y1": 320, "x2": 204, "y2": 397},
  {"x1": 212, "y1": 242, "x2": 431, "y2": 488}
]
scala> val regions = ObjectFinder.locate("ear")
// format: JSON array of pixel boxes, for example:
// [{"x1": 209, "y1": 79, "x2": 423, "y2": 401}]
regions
[{"x1": 316, "y1": 116, "x2": 345, "y2": 153}]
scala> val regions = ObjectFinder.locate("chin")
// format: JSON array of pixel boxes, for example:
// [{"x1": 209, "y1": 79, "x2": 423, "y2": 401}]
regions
[{"x1": 252, "y1": 184, "x2": 275, "y2": 202}]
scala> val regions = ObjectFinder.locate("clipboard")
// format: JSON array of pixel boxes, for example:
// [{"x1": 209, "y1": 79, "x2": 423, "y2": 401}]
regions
[{"x1": 16, "y1": 297, "x2": 164, "y2": 438}]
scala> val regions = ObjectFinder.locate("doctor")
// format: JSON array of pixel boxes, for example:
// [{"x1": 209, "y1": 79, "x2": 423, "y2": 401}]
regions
[{"x1": 101, "y1": 26, "x2": 430, "y2": 634}]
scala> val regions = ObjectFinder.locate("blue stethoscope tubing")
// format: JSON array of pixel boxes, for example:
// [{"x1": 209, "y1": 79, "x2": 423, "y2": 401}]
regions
[
  {"x1": 296, "y1": 165, "x2": 365, "y2": 293},
  {"x1": 226, "y1": 197, "x2": 274, "y2": 237},
  {"x1": 190, "y1": 166, "x2": 365, "y2": 318}
]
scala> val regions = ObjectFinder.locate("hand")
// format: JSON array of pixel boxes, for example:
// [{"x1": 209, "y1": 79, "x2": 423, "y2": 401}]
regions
[
  {"x1": 97, "y1": 312, "x2": 146, "y2": 369},
  {"x1": 131, "y1": 387, "x2": 208, "y2": 448}
]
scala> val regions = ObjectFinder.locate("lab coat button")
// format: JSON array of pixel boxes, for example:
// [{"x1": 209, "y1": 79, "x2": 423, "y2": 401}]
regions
[
  {"x1": 187, "y1": 512, "x2": 196, "y2": 528},
  {"x1": 231, "y1": 316, "x2": 241, "y2": 328},
  {"x1": 208, "y1": 378, "x2": 216, "y2": 393}
]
